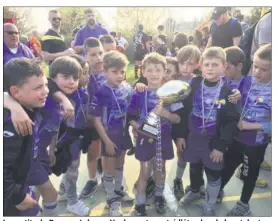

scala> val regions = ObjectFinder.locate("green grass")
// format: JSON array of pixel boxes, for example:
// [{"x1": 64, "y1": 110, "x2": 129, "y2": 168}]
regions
[{"x1": 126, "y1": 63, "x2": 136, "y2": 85}]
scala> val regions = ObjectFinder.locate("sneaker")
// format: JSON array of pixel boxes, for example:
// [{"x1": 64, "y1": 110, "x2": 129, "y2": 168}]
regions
[
  {"x1": 146, "y1": 176, "x2": 155, "y2": 200},
  {"x1": 203, "y1": 204, "x2": 215, "y2": 216},
  {"x1": 155, "y1": 196, "x2": 166, "y2": 214},
  {"x1": 173, "y1": 178, "x2": 184, "y2": 201},
  {"x1": 135, "y1": 204, "x2": 147, "y2": 216},
  {"x1": 216, "y1": 190, "x2": 225, "y2": 203},
  {"x1": 97, "y1": 158, "x2": 103, "y2": 174},
  {"x1": 179, "y1": 191, "x2": 201, "y2": 207},
  {"x1": 127, "y1": 147, "x2": 135, "y2": 156},
  {"x1": 67, "y1": 200, "x2": 90, "y2": 216},
  {"x1": 57, "y1": 192, "x2": 68, "y2": 202},
  {"x1": 255, "y1": 178, "x2": 268, "y2": 188},
  {"x1": 115, "y1": 187, "x2": 134, "y2": 202},
  {"x1": 80, "y1": 180, "x2": 98, "y2": 198},
  {"x1": 260, "y1": 161, "x2": 271, "y2": 171},
  {"x1": 107, "y1": 199, "x2": 122, "y2": 216},
  {"x1": 185, "y1": 184, "x2": 205, "y2": 198},
  {"x1": 227, "y1": 201, "x2": 251, "y2": 216}
]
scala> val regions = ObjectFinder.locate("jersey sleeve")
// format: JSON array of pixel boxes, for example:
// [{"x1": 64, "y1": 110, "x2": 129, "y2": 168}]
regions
[
  {"x1": 3, "y1": 109, "x2": 26, "y2": 207},
  {"x1": 232, "y1": 20, "x2": 243, "y2": 38}
]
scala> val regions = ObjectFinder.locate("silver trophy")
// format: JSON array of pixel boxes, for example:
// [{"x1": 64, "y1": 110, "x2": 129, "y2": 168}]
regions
[{"x1": 138, "y1": 80, "x2": 191, "y2": 140}]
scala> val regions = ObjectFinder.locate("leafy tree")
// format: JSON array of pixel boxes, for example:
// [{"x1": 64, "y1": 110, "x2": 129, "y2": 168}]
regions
[
  {"x1": 4, "y1": 7, "x2": 36, "y2": 34},
  {"x1": 250, "y1": 7, "x2": 262, "y2": 24},
  {"x1": 58, "y1": 7, "x2": 105, "y2": 36}
]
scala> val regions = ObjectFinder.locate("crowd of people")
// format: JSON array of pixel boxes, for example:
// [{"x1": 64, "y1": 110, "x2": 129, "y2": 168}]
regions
[{"x1": 3, "y1": 6, "x2": 272, "y2": 218}]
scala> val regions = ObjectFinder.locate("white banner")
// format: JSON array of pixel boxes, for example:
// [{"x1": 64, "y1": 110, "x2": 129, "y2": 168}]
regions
[{"x1": 1, "y1": 217, "x2": 275, "y2": 221}]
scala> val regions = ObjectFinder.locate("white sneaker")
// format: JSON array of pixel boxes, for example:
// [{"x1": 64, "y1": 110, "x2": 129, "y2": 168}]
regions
[
  {"x1": 67, "y1": 200, "x2": 90, "y2": 216},
  {"x1": 109, "y1": 201, "x2": 122, "y2": 216}
]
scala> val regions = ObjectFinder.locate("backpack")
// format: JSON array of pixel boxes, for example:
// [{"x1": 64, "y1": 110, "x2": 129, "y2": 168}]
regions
[{"x1": 238, "y1": 10, "x2": 271, "y2": 75}]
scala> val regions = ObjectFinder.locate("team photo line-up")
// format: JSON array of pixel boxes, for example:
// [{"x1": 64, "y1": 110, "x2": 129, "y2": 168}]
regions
[{"x1": 3, "y1": 7, "x2": 271, "y2": 217}]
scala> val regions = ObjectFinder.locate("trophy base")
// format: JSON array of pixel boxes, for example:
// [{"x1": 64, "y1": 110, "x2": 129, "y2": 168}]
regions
[{"x1": 137, "y1": 122, "x2": 158, "y2": 140}]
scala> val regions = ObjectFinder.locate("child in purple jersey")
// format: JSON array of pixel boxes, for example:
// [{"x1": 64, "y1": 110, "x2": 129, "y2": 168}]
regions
[
  {"x1": 100, "y1": 35, "x2": 117, "y2": 52},
  {"x1": 221, "y1": 44, "x2": 272, "y2": 216},
  {"x1": 178, "y1": 47, "x2": 240, "y2": 216},
  {"x1": 56, "y1": 55, "x2": 91, "y2": 216},
  {"x1": 128, "y1": 53, "x2": 181, "y2": 216},
  {"x1": 79, "y1": 37, "x2": 105, "y2": 199},
  {"x1": 4, "y1": 56, "x2": 82, "y2": 216},
  {"x1": 224, "y1": 46, "x2": 269, "y2": 189},
  {"x1": 91, "y1": 51, "x2": 134, "y2": 216},
  {"x1": 3, "y1": 58, "x2": 48, "y2": 216},
  {"x1": 165, "y1": 57, "x2": 179, "y2": 81},
  {"x1": 224, "y1": 46, "x2": 246, "y2": 90}
]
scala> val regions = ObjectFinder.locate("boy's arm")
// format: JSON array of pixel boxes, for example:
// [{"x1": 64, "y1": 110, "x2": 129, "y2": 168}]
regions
[
  {"x1": 215, "y1": 91, "x2": 241, "y2": 153},
  {"x1": 48, "y1": 78, "x2": 74, "y2": 120},
  {"x1": 93, "y1": 117, "x2": 112, "y2": 144},
  {"x1": 3, "y1": 109, "x2": 26, "y2": 207},
  {"x1": 4, "y1": 92, "x2": 34, "y2": 136}
]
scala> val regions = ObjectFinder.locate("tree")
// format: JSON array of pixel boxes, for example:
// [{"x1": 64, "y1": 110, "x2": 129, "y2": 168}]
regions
[
  {"x1": 114, "y1": 7, "x2": 166, "y2": 39},
  {"x1": 4, "y1": 7, "x2": 37, "y2": 34},
  {"x1": 250, "y1": 7, "x2": 262, "y2": 24},
  {"x1": 58, "y1": 7, "x2": 105, "y2": 36}
]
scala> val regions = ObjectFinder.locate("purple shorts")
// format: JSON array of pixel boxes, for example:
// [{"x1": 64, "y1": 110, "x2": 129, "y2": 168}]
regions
[
  {"x1": 27, "y1": 130, "x2": 54, "y2": 186},
  {"x1": 135, "y1": 134, "x2": 174, "y2": 162},
  {"x1": 101, "y1": 132, "x2": 133, "y2": 157},
  {"x1": 183, "y1": 132, "x2": 223, "y2": 170}
]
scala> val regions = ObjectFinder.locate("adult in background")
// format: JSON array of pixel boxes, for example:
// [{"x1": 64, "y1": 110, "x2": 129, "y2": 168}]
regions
[
  {"x1": 41, "y1": 9, "x2": 74, "y2": 63},
  {"x1": 74, "y1": 8, "x2": 109, "y2": 54},
  {"x1": 4, "y1": 23, "x2": 34, "y2": 64},
  {"x1": 133, "y1": 24, "x2": 150, "y2": 78},
  {"x1": 116, "y1": 32, "x2": 129, "y2": 52},
  {"x1": 206, "y1": 7, "x2": 243, "y2": 48},
  {"x1": 241, "y1": 15, "x2": 251, "y2": 34}
]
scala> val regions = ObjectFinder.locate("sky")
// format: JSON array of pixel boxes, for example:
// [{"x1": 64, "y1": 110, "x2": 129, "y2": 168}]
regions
[{"x1": 29, "y1": 7, "x2": 253, "y2": 33}]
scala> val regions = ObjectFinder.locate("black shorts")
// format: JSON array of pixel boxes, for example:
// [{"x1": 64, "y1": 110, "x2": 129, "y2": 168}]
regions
[
  {"x1": 134, "y1": 51, "x2": 146, "y2": 62},
  {"x1": 58, "y1": 125, "x2": 100, "y2": 154},
  {"x1": 80, "y1": 127, "x2": 100, "y2": 154}
]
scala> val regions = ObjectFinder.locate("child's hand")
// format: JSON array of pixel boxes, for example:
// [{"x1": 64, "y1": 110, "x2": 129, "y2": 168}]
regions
[
  {"x1": 49, "y1": 152, "x2": 56, "y2": 167},
  {"x1": 11, "y1": 107, "x2": 34, "y2": 136},
  {"x1": 16, "y1": 194, "x2": 37, "y2": 211},
  {"x1": 176, "y1": 138, "x2": 186, "y2": 151},
  {"x1": 61, "y1": 99, "x2": 75, "y2": 120},
  {"x1": 153, "y1": 104, "x2": 168, "y2": 118},
  {"x1": 209, "y1": 149, "x2": 223, "y2": 163},
  {"x1": 228, "y1": 89, "x2": 241, "y2": 104},
  {"x1": 105, "y1": 139, "x2": 117, "y2": 156},
  {"x1": 135, "y1": 83, "x2": 147, "y2": 92},
  {"x1": 132, "y1": 127, "x2": 138, "y2": 139},
  {"x1": 238, "y1": 120, "x2": 262, "y2": 131}
]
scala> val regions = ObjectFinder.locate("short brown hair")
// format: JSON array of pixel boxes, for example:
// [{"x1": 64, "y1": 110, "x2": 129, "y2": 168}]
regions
[
  {"x1": 166, "y1": 57, "x2": 179, "y2": 73},
  {"x1": 103, "y1": 51, "x2": 129, "y2": 70},
  {"x1": 224, "y1": 46, "x2": 245, "y2": 66},
  {"x1": 85, "y1": 8, "x2": 94, "y2": 14},
  {"x1": 201, "y1": 47, "x2": 226, "y2": 64},
  {"x1": 254, "y1": 44, "x2": 272, "y2": 62},
  {"x1": 177, "y1": 45, "x2": 201, "y2": 63},
  {"x1": 173, "y1": 32, "x2": 188, "y2": 49},
  {"x1": 50, "y1": 56, "x2": 82, "y2": 79},
  {"x1": 142, "y1": 52, "x2": 166, "y2": 70},
  {"x1": 99, "y1": 35, "x2": 116, "y2": 45},
  {"x1": 84, "y1": 37, "x2": 102, "y2": 53}
]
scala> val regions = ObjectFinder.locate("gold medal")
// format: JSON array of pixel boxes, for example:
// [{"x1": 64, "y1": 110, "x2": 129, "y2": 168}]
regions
[
  {"x1": 201, "y1": 128, "x2": 207, "y2": 135},
  {"x1": 149, "y1": 138, "x2": 154, "y2": 143}
]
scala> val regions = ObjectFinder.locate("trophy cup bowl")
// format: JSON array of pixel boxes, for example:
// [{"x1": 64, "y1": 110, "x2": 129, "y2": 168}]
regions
[{"x1": 137, "y1": 80, "x2": 191, "y2": 140}]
